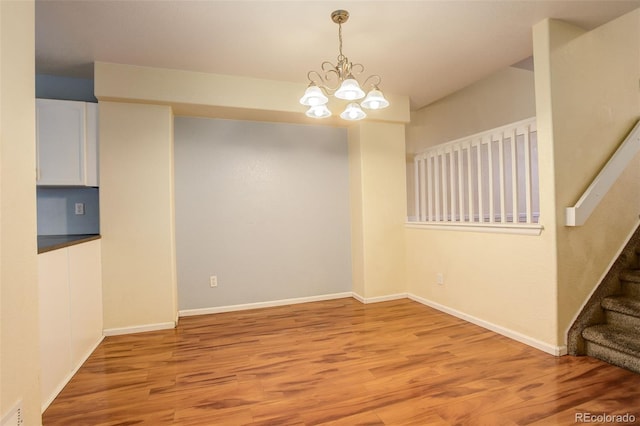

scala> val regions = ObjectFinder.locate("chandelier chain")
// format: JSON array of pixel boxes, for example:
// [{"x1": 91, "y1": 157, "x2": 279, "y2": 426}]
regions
[{"x1": 338, "y1": 22, "x2": 345, "y2": 61}]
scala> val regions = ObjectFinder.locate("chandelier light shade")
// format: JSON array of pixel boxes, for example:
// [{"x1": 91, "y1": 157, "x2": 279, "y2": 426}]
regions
[
  {"x1": 306, "y1": 104, "x2": 332, "y2": 119},
  {"x1": 300, "y1": 85, "x2": 329, "y2": 106},
  {"x1": 361, "y1": 89, "x2": 390, "y2": 110},
  {"x1": 340, "y1": 102, "x2": 367, "y2": 121},
  {"x1": 300, "y1": 10, "x2": 389, "y2": 121},
  {"x1": 334, "y1": 78, "x2": 366, "y2": 101}
]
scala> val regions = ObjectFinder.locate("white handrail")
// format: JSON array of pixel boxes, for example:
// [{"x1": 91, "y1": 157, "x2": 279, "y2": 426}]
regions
[{"x1": 565, "y1": 119, "x2": 640, "y2": 226}]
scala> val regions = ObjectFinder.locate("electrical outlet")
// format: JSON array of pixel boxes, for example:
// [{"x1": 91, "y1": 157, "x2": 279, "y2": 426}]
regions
[
  {"x1": 436, "y1": 273, "x2": 444, "y2": 285},
  {"x1": 74, "y1": 203, "x2": 85, "y2": 215},
  {"x1": 209, "y1": 275, "x2": 218, "y2": 288}
]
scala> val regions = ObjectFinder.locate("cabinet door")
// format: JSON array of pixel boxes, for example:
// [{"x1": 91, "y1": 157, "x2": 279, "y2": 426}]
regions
[
  {"x1": 38, "y1": 248, "x2": 72, "y2": 407},
  {"x1": 36, "y1": 99, "x2": 86, "y2": 185},
  {"x1": 68, "y1": 240, "x2": 103, "y2": 367}
]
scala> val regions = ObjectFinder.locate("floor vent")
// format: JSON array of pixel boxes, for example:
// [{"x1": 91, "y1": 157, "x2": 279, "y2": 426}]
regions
[{"x1": 1, "y1": 401, "x2": 23, "y2": 426}]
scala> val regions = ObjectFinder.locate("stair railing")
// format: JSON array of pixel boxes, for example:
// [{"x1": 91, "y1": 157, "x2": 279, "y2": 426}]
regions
[
  {"x1": 411, "y1": 117, "x2": 539, "y2": 230},
  {"x1": 565, "y1": 119, "x2": 640, "y2": 226}
]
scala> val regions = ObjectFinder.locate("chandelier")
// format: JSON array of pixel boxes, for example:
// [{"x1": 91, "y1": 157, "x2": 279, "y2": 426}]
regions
[{"x1": 300, "y1": 10, "x2": 389, "y2": 121}]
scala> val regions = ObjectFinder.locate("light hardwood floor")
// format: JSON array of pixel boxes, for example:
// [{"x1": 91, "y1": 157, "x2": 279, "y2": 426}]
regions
[{"x1": 43, "y1": 298, "x2": 640, "y2": 425}]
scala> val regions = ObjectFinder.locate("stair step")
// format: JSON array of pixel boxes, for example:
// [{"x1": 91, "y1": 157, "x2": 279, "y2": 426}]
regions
[
  {"x1": 603, "y1": 295, "x2": 640, "y2": 332},
  {"x1": 606, "y1": 310, "x2": 640, "y2": 332},
  {"x1": 621, "y1": 269, "x2": 640, "y2": 283},
  {"x1": 582, "y1": 325, "x2": 640, "y2": 356},
  {"x1": 582, "y1": 325, "x2": 640, "y2": 373},
  {"x1": 602, "y1": 296, "x2": 640, "y2": 318},
  {"x1": 582, "y1": 324, "x2": 640, "y2": 354},
  {"x1": 621, "y1": 270, "x2": 640, "y2": 298}
]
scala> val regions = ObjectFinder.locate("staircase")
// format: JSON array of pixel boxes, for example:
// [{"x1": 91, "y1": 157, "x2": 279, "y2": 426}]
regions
[{"x1": 568, "y1": 226, "x2": 640, "y2": 373}]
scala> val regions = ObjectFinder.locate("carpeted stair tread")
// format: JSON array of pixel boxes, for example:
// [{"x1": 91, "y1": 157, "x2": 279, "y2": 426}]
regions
[
  {"x1": 582, "y1": 325, "x2": 640, "y2": 358},
  {"x1": 620, "y1": 269, "x2": 640, "y2": 283},
  {"x1": 602, "y1": 295, "x2": 640, "y2": 318}
]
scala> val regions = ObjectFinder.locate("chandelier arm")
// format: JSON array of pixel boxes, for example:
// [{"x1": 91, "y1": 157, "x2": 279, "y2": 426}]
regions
[
  {"x1": 361, "y1": 74, "x2": 383, "y2": 89},
  {"x1": 307, "y1": 70, "x2": 326, "y2": 85},
  {"x1": 321, "y1": 61, "x2": 338, "y2": 73},
  {"x1": 349, "y1": 63, "x2": 365, "y2": 78},
  {"x1": 319, "y1": 62, "x2": 341, "y2": 90},
  {"x1": 306, "y1": 70, "x2": 339, "y2": 95}
]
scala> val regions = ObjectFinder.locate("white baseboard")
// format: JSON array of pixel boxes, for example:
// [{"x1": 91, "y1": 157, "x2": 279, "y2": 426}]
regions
[
  {"x1": 408, "y1": 293, "x2": 567, "y2": 356},
  {"x1": 178, "y1": 292, "x2": 353, "y2": 317},
  {"x1": 103, "y1": 321, "x2": 176, "y2": 336},
  {"x1": 103, "y1": 293, "x2": 566, "y2": 357},
  {"x1": 352, "y1": 292, "x2": 408, "y2": 304}
]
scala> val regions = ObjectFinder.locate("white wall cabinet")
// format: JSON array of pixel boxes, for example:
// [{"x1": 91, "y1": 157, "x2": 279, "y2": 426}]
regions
[
  {"x1": 38, "y1": 239, "x2": 103, "y2": 411},
  {"x1": 36, "y1": 98, "x2": 98, "y2": 186}
]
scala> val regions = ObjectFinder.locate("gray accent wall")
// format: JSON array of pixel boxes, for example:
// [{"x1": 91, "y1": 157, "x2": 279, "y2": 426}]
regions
[
  {"x1": 37, "y1": 187, "x2": 100, "y2": 235},
  {"x1": 36, "y1": 74, "x2": 97, "y2": 102},
  {"x1": 174, "y1": 117, "x2": 352, "y2": 310}
]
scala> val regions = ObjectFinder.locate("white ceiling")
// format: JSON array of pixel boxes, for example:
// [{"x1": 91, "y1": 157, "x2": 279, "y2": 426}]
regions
[{"x1": 35, "y1": 0, "x2": 640, "y2": 109}]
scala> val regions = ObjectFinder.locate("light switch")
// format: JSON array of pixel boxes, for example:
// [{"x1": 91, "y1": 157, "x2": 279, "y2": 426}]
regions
[{"x1": 74, "y1": 203, "x2": 85, "y2": 215}]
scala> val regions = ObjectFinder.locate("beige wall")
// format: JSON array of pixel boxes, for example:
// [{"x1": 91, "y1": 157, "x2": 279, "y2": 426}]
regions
[
  {"x1": 406, "y1": 229, "x2": 558, "y2": 345},
  {"x1": 535, "y1": 11, "x2": 640, "y2": 342},
  {"x1": 407, "y1": 66, "x2": 536, "y2": 154},
  {"x1": 349, "y1": 122, "x2": 408, "y2": 300},
  {"x1": 0, "y1": 1, "x2": 42, "y2": 424},
  {"x1": 99, "y1": 102, "x2": 177, "y2": 331}
]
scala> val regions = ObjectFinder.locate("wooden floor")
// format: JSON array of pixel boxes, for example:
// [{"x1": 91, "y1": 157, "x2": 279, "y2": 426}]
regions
[{"x1": 43, "y1": 298, "x2": 640, "y2": 425}]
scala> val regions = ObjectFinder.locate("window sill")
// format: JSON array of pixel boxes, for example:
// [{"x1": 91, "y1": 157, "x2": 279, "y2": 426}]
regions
[{"x1": 405, "y1": 221, "x2": 544, "y2": 236}]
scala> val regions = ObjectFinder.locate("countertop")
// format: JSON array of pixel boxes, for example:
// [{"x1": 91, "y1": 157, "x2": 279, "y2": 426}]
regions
[{"x1": 38, "y1": 234, "x2": 101, "y2": 254}]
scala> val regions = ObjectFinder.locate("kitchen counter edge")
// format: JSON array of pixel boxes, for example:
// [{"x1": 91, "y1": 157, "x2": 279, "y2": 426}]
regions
[{"x1": 38, "y1": 234, "x2": 101, "y2": 254}]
